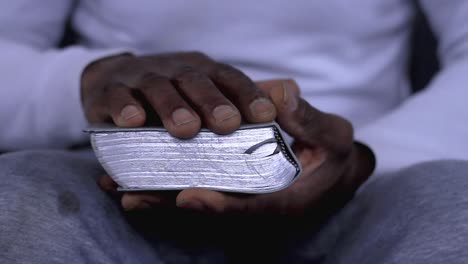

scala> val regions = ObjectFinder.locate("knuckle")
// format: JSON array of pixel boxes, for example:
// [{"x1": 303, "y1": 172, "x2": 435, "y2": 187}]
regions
[
  {"x1": 214, "y1": 63, "x2": 243, "y2": 80},
  {"x1": 101, "y1": 83, "x2": 114, "y2": 96},
  {"x1": 174, "y1": 65, "x2": 196, "y2": 76},
  {"x1": 140, "y1": 72, "x2": 164, "y2": 83},
  {"x1": 100, "y1": 83, "x2": 129, "y2": 99},
  {"x1": 174, "y1": 68, "x2": 208, "y2": 85},
  {"x1": 107, "y1": 85, "x2": 130, "y2": 101},
  {"x1": 297, "y1": 102, "x2": 318, "y2": 130},
  {"x1": 182, "y1": 52, "x2": 214, "y2": 72},
  {"x1": 85, "y1": 106, "x2": 107, "y2": 123},
  {"x1": 139, "y1": 83, "x2": 154, "y2": 94},
  {"x1": 332, "y1": 114, "x2": 354, "y2": 143},
  {"x1": 326, "y1": 114, "x2": 355, "y2": 159},
  {"x1": 138, "y1": 73, "x2": 168, "y2": 93}
]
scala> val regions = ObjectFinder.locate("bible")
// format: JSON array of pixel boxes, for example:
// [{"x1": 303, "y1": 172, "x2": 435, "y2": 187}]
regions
[{"x1": 87, "y1": 122, "x2": 301, "y2": 194}]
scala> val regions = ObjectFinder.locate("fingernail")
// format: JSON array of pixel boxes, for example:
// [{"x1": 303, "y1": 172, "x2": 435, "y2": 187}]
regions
[
  {"x1": 212, "y1": 105, "x2": 238, "y2": 123},
  {"x1": 172, "y1": 108, "x2": 197, "y2": 126},
  {"x1": 282, "y1": 82, "x2": 298, "y2": 111},
  {"x1": 249, "y1": 98, "x2": 275, "y2": 118},
  {"x1": 121, "y1": 105, "x2": 142, "y2": 121},
  {"x1": 177, "y1": 200, "x2": 206, "y2": 211}
]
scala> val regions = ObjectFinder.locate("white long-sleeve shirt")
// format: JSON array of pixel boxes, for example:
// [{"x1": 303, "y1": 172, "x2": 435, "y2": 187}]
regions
[{"x1": 0, "y1": 0, "x2": 467, "y2": 175}]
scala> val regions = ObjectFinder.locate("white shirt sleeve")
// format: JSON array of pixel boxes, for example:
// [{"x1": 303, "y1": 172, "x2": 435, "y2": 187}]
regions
[
  {"x1": 355, "y1": 0, "x2": 468, "y2": 175},
  {"x1": 0, "y1": 1, "x2": 125, "y2": 151}
]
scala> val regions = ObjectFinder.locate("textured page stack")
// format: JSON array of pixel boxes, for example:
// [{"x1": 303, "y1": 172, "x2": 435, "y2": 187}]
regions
[{"x1": 87, "y1": 122, "x2": 301, "y2": 194}]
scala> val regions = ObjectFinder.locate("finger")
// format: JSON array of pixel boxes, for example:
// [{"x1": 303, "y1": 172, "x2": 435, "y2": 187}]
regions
[
  {"x1": 96, "y1": 175, "x2": 124, "y2": 200},
  {"x1": 255, "y1": 79, "x2": 301, "y2": 97},
  {"x1": 210, "y1": 63, "x2": 276, "y2": 123},
  {"x1": 137, "y1": 73, "x2": 202, "y2": 138},
  {"x1": 97, "y1": 175, "x2": 119, "y2": 192},
  {"x1": 268, "y1": 81, "x2": 353, "y2": 155},
  {"x1": 104, "y1": 83, "x2": 147, "y2": 127},
  {"x1": 121, "y1": 192, "x2": 177, "y2": 211},
  {"x1": 172, "y1": 68, "x2": 241, "y2": 134},
  {"x1": 176, "y1": 189, "x2": 249, "y2": 213},
  {"x1": 176, "y1": 188, "x2": 290, "y2": 215}
]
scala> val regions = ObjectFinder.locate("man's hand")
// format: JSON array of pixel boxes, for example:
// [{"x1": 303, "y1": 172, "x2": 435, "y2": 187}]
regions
[
  {"x1": 173, "y1": 80, "x2": 375, "y2": 215},
  {"x1": 81, "y1": 52, "x2": 276, "y2": 138},
  {"x1": 100, "y1": 80, "x2": 375, "y2": 216}
]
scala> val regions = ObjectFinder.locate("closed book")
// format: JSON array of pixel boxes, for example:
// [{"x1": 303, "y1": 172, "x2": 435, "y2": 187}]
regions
[{"x1": 87, "y1": 122, "x2": 301, "y2": 193}]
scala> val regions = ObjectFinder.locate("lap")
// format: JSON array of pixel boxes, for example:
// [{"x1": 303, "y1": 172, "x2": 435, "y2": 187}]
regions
[
  {"x1": 291, "y1": 159, "x2": 468, "y2": 264},
  {"x1": 1, "y1": 150, "x2": 467, "y2": 263},
  {"x1": 0, "y1": 150, "x2": 165, "y2": 263}
]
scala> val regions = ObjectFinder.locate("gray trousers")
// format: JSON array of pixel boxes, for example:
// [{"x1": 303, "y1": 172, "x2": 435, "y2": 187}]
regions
[{"x1": 0, "y1": 150, "x2": 467, "y2": 264}]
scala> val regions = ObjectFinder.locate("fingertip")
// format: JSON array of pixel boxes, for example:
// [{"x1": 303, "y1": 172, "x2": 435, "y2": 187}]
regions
[
  {"x1": 165, "y1": 113, "x2": 202, "y2": 139},
  {"x1": 176, "y1": 189, "x2": 226, "y2": 213},
  {"x1": 121, "y1": 193, "x2": 163, "y2": 211},
  {"x1": 176, "y1": 199, "x2": 207, "y2": 211},
  {"x1": 175, "y1": 189, "x2": 201, "y2": 207},
  {"x1": 284, "y1": 79, "x2": 301, "y2": 96},
  {"x1": 114, "y1": 104, "x2": 146, "y2": 127},
  {"x1": 248, "y1": 98, "x2": 277, "y2": 123},
  {"x1": 97, "y1": 175, "x2": 118, "y2": 192},
  {"x1": 121, "y1": 193, "x2": 140, "y2": 211},
  {"x1": 270, "y1": 82, "x2": 298, "y2": 113},
  {"x1": 255, "y1": 79, "x2": 300, "y2": 99},
  {"x1": 171, "y1": 108, "x2": 199, "y2": 126},
  {"x1": 209, "y1": 105, "x2": 242, "y2": 134}
]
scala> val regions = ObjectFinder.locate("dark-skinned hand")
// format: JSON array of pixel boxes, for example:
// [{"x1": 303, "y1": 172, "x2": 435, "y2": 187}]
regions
[
  {"x1": 81, "y1": 51, "x2": 276, "y2": 138},
  {"x1": 86, "y1": 59, "x2": 375, "y2": 216}
]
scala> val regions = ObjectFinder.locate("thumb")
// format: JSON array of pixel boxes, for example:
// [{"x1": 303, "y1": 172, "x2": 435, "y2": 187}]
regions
[
  {"x1": 255, "y1": 79, "x2": 300, "y2": 98},
  {"x1": 267, "y1": 81, "x2": 353, "y2": 152}
]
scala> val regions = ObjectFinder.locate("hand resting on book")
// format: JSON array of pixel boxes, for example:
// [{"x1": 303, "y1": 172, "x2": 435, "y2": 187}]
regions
[
  {"x1": 81, "y1": 51, "x2": 277, "y2": 138},
  {"x1": 97, "y1": 79, "x2": 375, "y2": 216}
]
